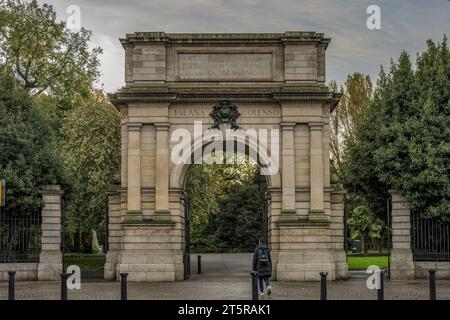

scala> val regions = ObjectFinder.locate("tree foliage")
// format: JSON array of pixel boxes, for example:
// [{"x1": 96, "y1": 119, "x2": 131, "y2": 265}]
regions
[
  {"x1": 347, "y1": 206, "x2": 383, "y2": 254},
  {"x1": 0, "y1": 0, "x2": 102, "y2": 106},
  {"x1": 342, "y1": 38, "x2": 450, "y2": 219},
  {"x1": 185, "y1": 158, "x2": 267, "y2": 253},
  {"x1": 60, "y1": 91, "x2": 120, "y2": 252},
  {"x1": 330, "y1": 73, "x2": 373, "y2": 175},
  {"x1": 0, "y1": 65, "x2": 61, "y2": 214}
]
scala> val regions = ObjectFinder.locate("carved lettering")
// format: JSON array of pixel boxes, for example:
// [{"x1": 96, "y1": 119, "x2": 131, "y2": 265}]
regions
[
  {"x1": 178, "y1": 53, "x2": 272, "y2": 80},
  {"x1": 170, "y1": 107, "x2": 280, "y2": 118}
]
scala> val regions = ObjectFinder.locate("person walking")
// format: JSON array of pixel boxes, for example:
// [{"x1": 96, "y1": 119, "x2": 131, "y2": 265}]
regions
[{"x1": 252, "y1": 239, "x2": 272, "y2": 296}]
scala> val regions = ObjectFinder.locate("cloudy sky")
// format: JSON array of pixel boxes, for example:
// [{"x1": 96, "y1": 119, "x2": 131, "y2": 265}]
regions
[{"x1": 37, "y1": 0, "x2": 449, "y2": 93}]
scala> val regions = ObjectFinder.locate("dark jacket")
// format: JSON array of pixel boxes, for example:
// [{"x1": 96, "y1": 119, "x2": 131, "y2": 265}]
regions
[{"x1": 252, "y1": 244, "x2": 272, "y2": 277}]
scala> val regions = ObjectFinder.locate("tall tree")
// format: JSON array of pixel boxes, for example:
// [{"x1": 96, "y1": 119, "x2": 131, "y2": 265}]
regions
[
  {"x1": 330, "y1": 73, "x2": 373, "y2": 175},
  {"x1": 0, "y1": 0, "x2": 102, "y2": 107},
  {"x1": 0, "y1": 65, "x2": 61, "y2": 214},
  {"x1": 342, "y1": 38, "x2": 450, "y2": 219},
  {"x1": 60, "y1": 91, "x2": 120, "y2": 252}
]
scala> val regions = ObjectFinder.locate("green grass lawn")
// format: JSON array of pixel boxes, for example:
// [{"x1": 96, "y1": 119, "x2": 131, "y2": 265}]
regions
[
  {"x1": 347, "y1": 256, "x2": 388, "y2": 270},
  {"x1": 63, "y1": 253, "x2": 106, "y2": 272}
]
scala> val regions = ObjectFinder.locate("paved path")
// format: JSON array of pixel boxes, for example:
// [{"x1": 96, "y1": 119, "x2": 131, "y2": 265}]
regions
[
  {"x1": 188, "y1": 253, "x2": 252, "y2": 281},
  {"x1": 1, "y1": 254, "x2": 449, "y2": 300}
]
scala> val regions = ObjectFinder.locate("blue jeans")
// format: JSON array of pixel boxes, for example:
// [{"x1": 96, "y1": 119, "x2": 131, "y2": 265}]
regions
[{"x1": 258, "y1": 276, "x2": 270, "y2": 293}]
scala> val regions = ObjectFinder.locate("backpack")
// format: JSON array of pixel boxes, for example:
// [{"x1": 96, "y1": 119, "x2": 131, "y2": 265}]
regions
[{"x1": 258, "y1": 247, "x2": 269, "y2": 265}]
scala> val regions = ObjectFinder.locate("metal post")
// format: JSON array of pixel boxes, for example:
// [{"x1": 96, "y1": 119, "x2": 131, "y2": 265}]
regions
[
  {"x1": 120, "y1": 273, "x2": 128, "y2": 300},
  {"x1": 197, "y1": 255, "x2": 202, "y2": 274},
  {"x1": 8, "y1": 271, "x2": 15, "y2": 301},
  {"x1": 429, "y1": 269, "x2": 436, "y2": 300},
  {"x1": 377, "y1": 270, "x2": 385, "y2": 300},
  {"x1": 251, "y1": 271, "x2": 259, "y2": 301},
  {"x1": 319, "y1": 272, "x2": 328, "y2": 300},
  {"x1": 60, "y1": 273, "x2": 70, "y2": 300}
]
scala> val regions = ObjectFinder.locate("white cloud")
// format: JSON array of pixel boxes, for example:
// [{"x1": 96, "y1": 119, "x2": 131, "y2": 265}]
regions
[{"x1": 36, "y1": 0, "x2": 447, "y2": 91}]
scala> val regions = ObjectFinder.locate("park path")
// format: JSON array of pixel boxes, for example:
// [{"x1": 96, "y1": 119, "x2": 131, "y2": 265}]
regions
[{"x1": 188, "y1": 253, "x2": 253, "y2": 281}]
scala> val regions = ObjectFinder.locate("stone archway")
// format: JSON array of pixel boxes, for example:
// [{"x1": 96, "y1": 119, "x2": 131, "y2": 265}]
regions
[
  {"x1": 105, "y1": 32, "x2": 348, "y2": 282},
  {"x1": 171, "y1": 135, "x2": 281, "y2": 279}
]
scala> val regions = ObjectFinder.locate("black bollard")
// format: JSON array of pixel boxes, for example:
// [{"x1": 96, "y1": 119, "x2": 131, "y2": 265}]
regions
[
  {"x1": 428, "y1": 269, "x2": 436, "y2": 300},
  {"x1": 197, "y1": 255, "x2": 202, "y2": 274},
  {"x1": 8, "y1": 271, "x2": 16, "y2": 301},
  {"x1": 120, "y1": 273, "x2": 128, "y2": 300},
  {"x1": 251, "y1": 271, "x2": 259, "y2": 301},
  {"x1": 377, "y1": 270, "x2": 385, "y2": 300},
  {"x1": 60, "y1": 273, "x2": 70, "y2": 300},
  {"x1": 319, "y1": 272, "x2": 328, "y2": 300}
]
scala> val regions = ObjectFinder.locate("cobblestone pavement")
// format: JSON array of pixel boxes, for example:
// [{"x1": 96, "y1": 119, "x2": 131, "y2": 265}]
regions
[{"x1": 1, "y1": 253, "x2": 449, "y2": 300}]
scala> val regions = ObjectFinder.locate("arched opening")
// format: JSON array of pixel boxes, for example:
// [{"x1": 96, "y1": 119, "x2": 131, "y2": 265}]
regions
[
  {"x1": 174, "y1": 132, "x2": 275, "y2": 279},
  {"x1": 183, "y1": 153, "x2": 269, "y2": 280}
]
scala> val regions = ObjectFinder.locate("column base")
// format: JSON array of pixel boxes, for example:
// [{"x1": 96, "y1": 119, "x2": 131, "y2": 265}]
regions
[
  {"x1": 333, "y1": 250, "x2": 349, "y2": 279},
  {"x1": 38, "y1": 252, "x2": 63, "y2": 280},
  {"x1": 278, "y1": 209, "x2": 300, "y2": 223},
  {"x1": 104, "y1": 250, "x2": 119, "y2": 281},
  {"x1": 277, "y1": 250, "x2": 336, "y2": 281},
  {"x1": 309, "y1": 209, "x2": 330, "y2": 223},
  {"x1": 115, "y1": 223, "x2": 183, "y2": 282},
  {"x1": 153, "y1": 210, "x2": 173, "y2": 223},
  {"x1": 390, "y1": 249, "x2": 415, "y2": 280},
  {"x1": 123, "y1": 210, "x2": 143, "y2": 223}
]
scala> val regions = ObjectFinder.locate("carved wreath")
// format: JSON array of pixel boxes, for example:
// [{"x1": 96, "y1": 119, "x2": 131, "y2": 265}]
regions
[{"x1": 210, "y1": 101, "x2": 241, "y2": 130}]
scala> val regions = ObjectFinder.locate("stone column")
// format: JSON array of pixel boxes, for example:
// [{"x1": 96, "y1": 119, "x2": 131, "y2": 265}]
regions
[
  {"x1": 154, "y1": 122, "x2": 171, "y2": 222},
  {"x1": 309, "y1": 123, "x2": 326, "y2": 221},
  {"x1": 279, "y1": 122, "x2": 297, "y2": 222},
  {"x1": 390, "y1": 190, "x2": 415, "y2": 280},
  {"x1": 104, "y1": 185, "x2": 121, "y2": 280},
  {"x1": 330, "y1": 190, "x2": 349, "y2": 279},
  {"x1": 126, "y1": 123, "x2": 142, "y2": 222},
  {"x1": 38, "y1": 185, "x2": 63, "y2": 281}
]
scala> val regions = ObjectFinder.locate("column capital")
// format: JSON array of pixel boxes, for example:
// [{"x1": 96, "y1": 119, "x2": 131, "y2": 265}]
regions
[
  {"x1": 280, "y1": 122, "x2": 296, "y2": 129},
  {"x1": 39, "y1": 185, "x2": 63, "y2": 196},
  {"x1": 308, "y1": 122, "x2": 323, "y2": 130},
  {"x1": 127, "y1": 123, "x2": 143, "y2": 131},
  {"x1": 154, "y1": 122, "x2": 170, "y2": 130}
]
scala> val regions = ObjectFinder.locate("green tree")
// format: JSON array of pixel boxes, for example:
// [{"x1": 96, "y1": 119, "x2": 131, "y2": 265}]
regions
[
  {"x1": 60, "y1": 91, "x2": 120, "y2": 252},
  {"x1": 330, "y1": 73, "x2": 373, "y2": 175},
  {"x1": 0, "y1": 0, "x2": 102, "y2": 107},
  {"x1": 214, "y1": 171, "x2": 267, "y2": 252},
  {"x1": 185, "y1": 156, "x2": 268, "y2": 253},
  {"x1": 0, "y1": 65, "x2": 61, "y2": 214},
  {"x1": 342, "y1": 38, "x2": 450, "y2": 219},
  {"x1": 347, "y1": 206, "x2": 384, "y2": 254}
]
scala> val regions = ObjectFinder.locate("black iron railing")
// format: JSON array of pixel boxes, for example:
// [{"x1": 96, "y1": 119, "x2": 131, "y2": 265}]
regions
[
  {"x1": 411, "y1": 211, "x2": 450, "y2": 261},
  {"x1": 0, "y1": 210, "x2": 41, "y2": 262}
]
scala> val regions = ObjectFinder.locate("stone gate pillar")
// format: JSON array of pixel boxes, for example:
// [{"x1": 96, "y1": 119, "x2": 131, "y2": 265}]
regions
[
  {"x1": 389, "y1": 190, "x2": 415, "y2": 280},
  {"x1": 38, "y1": 185, "x2": 63, "y2": 281},
  {"x1": 104, "y1": 184, "x2": 121, "y2": 280}
]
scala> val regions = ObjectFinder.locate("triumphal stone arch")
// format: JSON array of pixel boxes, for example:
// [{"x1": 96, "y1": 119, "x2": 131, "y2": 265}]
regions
[{"x1": 107, "y1": 32, "x2": 347, "y2": 282}]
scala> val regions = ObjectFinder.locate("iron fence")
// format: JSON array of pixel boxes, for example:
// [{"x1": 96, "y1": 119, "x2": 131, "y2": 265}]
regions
[
  {"x1": 411, "y1": 211, "x2": 450, "y2": 261},
  {"x1": 0, "y1": 209, "x2": 41, "y2": 262}
]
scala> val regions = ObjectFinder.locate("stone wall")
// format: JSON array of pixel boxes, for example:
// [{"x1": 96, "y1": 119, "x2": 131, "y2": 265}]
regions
[
  {"x1": 0, "y1": 263, "x2": 38, "y2": 281},
  {"x1": 0, "y1": 185, "x2": 63, "y2": 281},
  {"x1": 390, "y1": 190, "x2": 450, "y2": 280}
]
